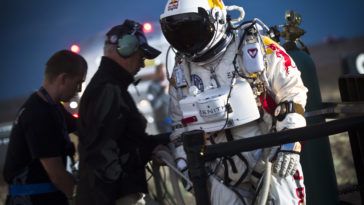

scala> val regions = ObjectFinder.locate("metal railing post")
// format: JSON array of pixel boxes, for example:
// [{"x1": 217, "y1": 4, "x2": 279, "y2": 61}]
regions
[{"x1": 182, "y1": 130, "x2": 210, "y2": 205}]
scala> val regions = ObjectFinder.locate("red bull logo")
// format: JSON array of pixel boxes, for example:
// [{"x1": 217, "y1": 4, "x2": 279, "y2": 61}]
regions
[
  {"x1": 294, "y1": 170, "x2": 305, "y2": 205},
  {"x1": 168, "y1": 0, "x2": 179, "y2": 11},
  {"x1": 208, "y1": 0, "x2": 224, "y2": 9},
  {"x1": 266, "y1": 43, "x2": 296, "y2": 74}
]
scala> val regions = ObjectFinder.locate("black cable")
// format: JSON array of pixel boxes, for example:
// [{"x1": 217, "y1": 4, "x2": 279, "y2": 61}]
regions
[
  {"x1": 232, "y1": 21, "x2": 259, "y2": 80},
  {"x1": 218, "y1": 71, "x2": 236, "y2": 131}
]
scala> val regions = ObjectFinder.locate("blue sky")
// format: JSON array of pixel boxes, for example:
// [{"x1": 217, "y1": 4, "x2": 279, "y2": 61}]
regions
[{"x1": 1, "y1": 0, "x2": 364, "y2": 100}]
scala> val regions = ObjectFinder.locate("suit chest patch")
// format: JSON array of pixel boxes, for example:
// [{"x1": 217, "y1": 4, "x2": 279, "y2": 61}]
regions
[{"x1": 191, "y1": 74, "x2": 204, "y2": 92}]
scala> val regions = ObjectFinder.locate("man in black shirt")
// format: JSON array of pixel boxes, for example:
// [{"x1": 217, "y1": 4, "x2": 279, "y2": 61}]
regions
[
  {"x1": 3, "y1": 50, "x2": 87, "y2": 205},
  {"x1": 75, "y1": 19, "x2": 169, "y2": 205}
]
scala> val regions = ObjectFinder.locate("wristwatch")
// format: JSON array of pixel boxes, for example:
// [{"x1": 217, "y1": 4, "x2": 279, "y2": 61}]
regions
[{"x1": 274, "y1": 101, "x2": 304, "y2": 121}]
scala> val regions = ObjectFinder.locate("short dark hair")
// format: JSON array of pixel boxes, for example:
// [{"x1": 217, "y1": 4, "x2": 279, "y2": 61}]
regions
[{"x1": 45, "y1": 50, "x2": 87, "y2": 81}]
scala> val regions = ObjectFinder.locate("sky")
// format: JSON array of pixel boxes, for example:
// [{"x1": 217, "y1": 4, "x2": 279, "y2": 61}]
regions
[{"x1": 0, "y1": 0, "x2": 364, "y2": 100}]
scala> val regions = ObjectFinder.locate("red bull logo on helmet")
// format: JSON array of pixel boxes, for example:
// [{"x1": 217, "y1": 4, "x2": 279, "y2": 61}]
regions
[
  {"x1": 168, "y1": 0, "x2": 179, "y2": 11},
  {"x1": 208, "y1": 0, "x2": 224, "y2": 9}
]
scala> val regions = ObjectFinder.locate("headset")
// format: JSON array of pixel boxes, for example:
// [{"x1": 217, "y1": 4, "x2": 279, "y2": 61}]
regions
[{"x1": 117, "y1": 22, "x2": 140, "y2": 57}]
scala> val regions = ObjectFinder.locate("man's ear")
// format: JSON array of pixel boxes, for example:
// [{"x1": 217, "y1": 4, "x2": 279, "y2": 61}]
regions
[{"x1": 57, "y1": 73, "x2": 68, "y2": 85}]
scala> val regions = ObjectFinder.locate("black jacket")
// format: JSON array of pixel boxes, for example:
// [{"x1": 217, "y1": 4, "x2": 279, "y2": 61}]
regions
[{"x1": 76, "y1": 57, "x2": 163, "y2": 205}]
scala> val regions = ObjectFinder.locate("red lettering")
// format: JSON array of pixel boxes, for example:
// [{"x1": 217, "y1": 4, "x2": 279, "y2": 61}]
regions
[
  {"x1": 292, "y1": 167, "x2": 305, "y2": 204},
  {"x1": 296, "y1": 187, "x2": 305, "y2": 205},
  {"x1": 296, "y1": 187, "x2": 305, "y2": 198},
  {"x1": 267, "y1": 43, "x2": 296, "y2": 74},
  {"x1": 293, "y1": 169, "x2": 303, "y2": 180}
]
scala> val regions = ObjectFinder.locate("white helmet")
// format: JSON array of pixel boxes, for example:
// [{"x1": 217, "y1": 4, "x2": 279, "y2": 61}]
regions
[{"x1": 160, "y1": 0, "x2": 232, "y2": 63}]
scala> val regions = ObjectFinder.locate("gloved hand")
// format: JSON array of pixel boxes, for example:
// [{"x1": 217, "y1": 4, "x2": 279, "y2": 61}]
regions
[
  {"x1": 176, "y1": 158, "x2": 192, "y2": 191},
  {"x1": 151, "y1": 145, "x2": 170, "y2": 166},
  {"x1": 273, "y1": 151, "x2": 300, "y2": 178},
  {"x1": 168, "y1": 141, "x2": 193, "y2": 192},
  {"x1": 153, "y1": 143, "x2": 192, "y2": 191}
]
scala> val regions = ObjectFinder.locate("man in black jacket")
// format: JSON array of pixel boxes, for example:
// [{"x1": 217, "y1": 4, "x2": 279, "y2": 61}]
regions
[{"x1": 75, "y1": 20, "x2": 169, "y2": 205}]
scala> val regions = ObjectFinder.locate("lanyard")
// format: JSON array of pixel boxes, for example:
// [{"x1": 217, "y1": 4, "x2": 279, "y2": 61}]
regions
[
  {"x1": 38, "y1": 87, "x2": 78, "y2": 178},
  {"x1": 38, "y1": 87, "x2": 71, "y2": 144}
]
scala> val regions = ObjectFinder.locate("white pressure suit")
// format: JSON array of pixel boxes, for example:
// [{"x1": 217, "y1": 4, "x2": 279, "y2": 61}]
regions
[{"x1": 160, "y1": 0, "x2": 307, "y2": 204}]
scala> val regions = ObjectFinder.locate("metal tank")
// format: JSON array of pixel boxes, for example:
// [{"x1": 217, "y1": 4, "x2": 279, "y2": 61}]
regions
[{"x1": 279, "y1": 10, "x2": 339, "y2": 205}]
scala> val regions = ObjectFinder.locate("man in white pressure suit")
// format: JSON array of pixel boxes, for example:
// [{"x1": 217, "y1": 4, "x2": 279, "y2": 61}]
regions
[{"x1": 159, "y1": 0, "x2": 308, "y2": 204}]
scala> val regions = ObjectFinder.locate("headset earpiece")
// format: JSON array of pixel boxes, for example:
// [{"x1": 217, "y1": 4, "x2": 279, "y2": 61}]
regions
[
  {"x1": 116, "y1": 22, "x2": 140, "y2": 57},
  {"x1": 117, "y1": 34, "x2": 139, "y2": 57}
]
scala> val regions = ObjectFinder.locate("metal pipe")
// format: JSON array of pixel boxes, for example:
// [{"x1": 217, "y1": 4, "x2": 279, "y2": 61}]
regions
[{"x1": 257, "y1": 157, "x2": 272, "y2": 205}]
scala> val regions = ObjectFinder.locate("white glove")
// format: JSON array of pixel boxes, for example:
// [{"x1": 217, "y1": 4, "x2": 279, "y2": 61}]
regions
[
  {"x1": 176, "y1": 159, "x2": 192, "y2": 191},
  {"x1": 169, "y1": 142, "x2": 192, "y2": 191},
  {"x1": 273, "y1": 151, "x2": 300, "y2": 177}
]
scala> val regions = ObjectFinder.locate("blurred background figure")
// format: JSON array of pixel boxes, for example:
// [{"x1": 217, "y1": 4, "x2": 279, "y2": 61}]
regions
[{"x1": 140, "y1": 63, "x2": 171, "y2": 134}]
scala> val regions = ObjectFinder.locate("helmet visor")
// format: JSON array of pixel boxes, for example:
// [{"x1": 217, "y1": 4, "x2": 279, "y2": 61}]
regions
[{"x1": 160, "y1": 11, "x2": 215, "y2": 56}]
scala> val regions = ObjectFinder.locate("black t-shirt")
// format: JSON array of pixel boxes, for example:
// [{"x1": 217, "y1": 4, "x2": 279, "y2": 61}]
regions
[{"x1": 3, "y1": 92, "x2": 76, "y2": 205}]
